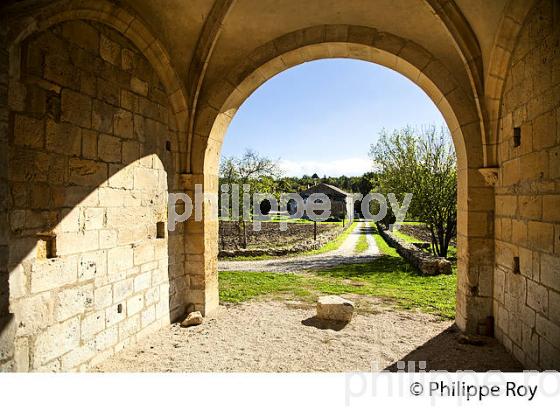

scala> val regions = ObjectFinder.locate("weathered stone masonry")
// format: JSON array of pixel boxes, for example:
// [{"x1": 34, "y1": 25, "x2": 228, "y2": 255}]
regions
[
  {"x1": 0, "y1": 0, "x2": 559, "y2": 371},
  {"x1": 494, "y1": 0, "x2": 560, "y2": 369},
  {"x1": 2, "y1": 20, "x2": 187, "y2": 371}
]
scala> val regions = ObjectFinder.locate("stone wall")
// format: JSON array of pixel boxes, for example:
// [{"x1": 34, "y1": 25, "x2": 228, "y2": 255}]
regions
[
  {"x1": 376, "y1": 224, "x2": 452, "y2": 276},
  {"x1": 3, "y1": 20, "x2": 185, "y2": 371},
  {"x1": 0, "y1": 26, "x2": 13, "y2": 371},
  {"x1": 494, "y1": 0, "x2": 560, "y2": 369}
]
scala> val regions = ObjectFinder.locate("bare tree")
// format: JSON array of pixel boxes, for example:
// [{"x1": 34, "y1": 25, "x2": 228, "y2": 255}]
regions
[{"x1": 219, "y1": 149, "x2": 283, "y2": 248}]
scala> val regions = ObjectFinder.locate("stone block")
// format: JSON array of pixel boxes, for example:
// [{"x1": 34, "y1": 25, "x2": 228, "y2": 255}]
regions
[
  {"x1": 99, "y1": 230, "x2": 118, "y2": 249},
  {"x1": 99, "y1": 188, "x2": 125, "y2": 207},
  {"x1": 62, "y1": 21, "x2": 99, "y2": 51},
  {"x1": 92, "y1": 100, "x2": 116, "y2": 133},
  {"x1": 543, "y1": 195, "x2": 560, "y2": 222},
  {"x1": 112, "y1": 277, "x2": 133, "y2": 302},
  {"x1": 96, "y1": 78, "x2": 120, "y2": 105},
  {"x1": 134, "y1": 167, "x2": 158, "y2": 191},
  {"x1": 526, "y1": 280, "x2": 548, "y2": 315},
  {"x1": 31, "y1": 257, "x2": 77, "y2": 294},
  {"x1": 98, "y1": 133, "x2": 122, "y2": 163},
  {"x1": 44, "y1": 54, "x2": 79, "y2": 89},
  {"x1": 130, "y1": 77, "x2": 148, "y2": 96},
  {"x1": 11, "y1": 292, "x2": 54, "y2": 336},
  {"x1": 81, "y1": 312, "x2": 105, "y2": 340},
  {"x1": 133, "y1": 271, "x2": 151, "y2": 292},
  {"x1": 84, "y1": 208, "x2": 105, "y2": 231},
  {"x1": 68, "y1": 158, "x2": 107, "y2": 187},
  {"x1": 14, "y1": 337, "x2": 30, "y2": 372},
  {"x1": 181, "y1": 311, "x2": 203, "y2": 327},
  {"x1": 13, "y1": 114, "x2": 44, "y2": 149},
  {"x1": 121, "y1": 48, "x2": 134, "y2": 71},
  {"x1": 113, "y1": 109, "x2": 133, "y2": 139},
  {"x1": 95, "y1": 326, "x2": 118, "y2": 351},
  {"x1": 141, "y1": 305, "x2": 156, "y2": 327},
  {"x1": 82, "y1": 129, "x2": 98, "y2": 160},
  {"x1": 134, "y1": 243, "x2": 155, "y2": 266},
  {"x1": 121, "y1": 89, "x2": 138, "y2": 112},
  {"x1": 56, "y1": 231, "x2": 99, "y2": 255},
  {"x1": 108, "y1": 246, "x2": 134, "y2": 275},
  {"x1": 549, "y1": 290, "x2": 560, "y2": 327},
  {"x1": 9, "y1": 264, "x2": 27, "y2": 299},
  {"x1": 61, "y1": 340, "x2": 96, "y2": 371},
  {"x1": 528, "y1": 221, "x2": 554, "y2": 253},
  {"x1": 100, "y1": 34, "x2": 121, "y2": 66},
  {"x1": 55, "y1": 284, "x2": 94, "y2": 321},
  {"x1": 33, "y1": 317, "x2": 80, "y2": 367},
  {"x1": 119, "y1": 314, "x2": 140, "y2": 340},
  {"x1": 533, "y1": 110, "x2": 556, "y2": 150},
  {"x1": 536, "y1": 314, "x2": 560, "y2": 347},
  {"x1": 144, "y1": 286, "x2": 160, "y2": 306},
  {"x1": 126, "y1": 295, "x2": 144, "y2": 316},
  {"x1": 316, "y1": 295, "x2": 354, "y2": 322},
  {"x1": 541, "y1": 253, "x2": 560, "y2": 292},
  {"x1": 108, "y1": 164, "x2": 134, "y2": 189},
  {"x1": 122, "y1": 141, "x2": 140, "y2": 164},
  {"x1": 61, "y1": 89, "x2": 91, "y2": 128},
  {"x1": 94, "y1": 285, "x2": 112, "y2": 310}
]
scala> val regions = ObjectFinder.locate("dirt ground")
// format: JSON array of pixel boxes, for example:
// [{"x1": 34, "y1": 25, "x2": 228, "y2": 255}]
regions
[{"x1": 95, "y1": 300, "x2": 522, "y2": 372}]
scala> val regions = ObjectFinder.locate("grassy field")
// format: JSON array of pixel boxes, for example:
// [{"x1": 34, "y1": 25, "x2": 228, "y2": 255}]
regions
[{"x1": 220, "y1": 222, "x2": 457, "y2": 319}]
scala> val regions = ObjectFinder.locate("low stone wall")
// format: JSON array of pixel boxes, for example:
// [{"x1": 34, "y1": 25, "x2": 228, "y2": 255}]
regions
[
  {"x1": 219, "y1": 221, "x2": 344, "y2": 257},
  {"x1": 377, "y1": 223, "x2": 452, "y2": 275}
]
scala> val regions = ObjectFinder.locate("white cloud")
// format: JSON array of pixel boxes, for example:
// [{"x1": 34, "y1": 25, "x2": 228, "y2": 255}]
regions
[{"x1": 279, "y1": 157, "x2": 372, "y2": 177}]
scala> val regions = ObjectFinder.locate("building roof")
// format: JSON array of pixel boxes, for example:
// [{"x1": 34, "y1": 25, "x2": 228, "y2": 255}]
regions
[{"x1": 300, "y1": 182, "x2": 351, "y2": 198}]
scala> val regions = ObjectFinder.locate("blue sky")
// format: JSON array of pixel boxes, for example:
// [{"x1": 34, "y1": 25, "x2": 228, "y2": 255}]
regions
[{"x1": 222, "y1": 58, "x2": 446, "y2": 177}]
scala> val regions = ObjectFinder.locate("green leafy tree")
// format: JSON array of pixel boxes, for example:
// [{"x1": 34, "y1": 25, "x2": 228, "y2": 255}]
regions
[{"x1": 370, "y1": 126, "x2": 457, "y2": 258}]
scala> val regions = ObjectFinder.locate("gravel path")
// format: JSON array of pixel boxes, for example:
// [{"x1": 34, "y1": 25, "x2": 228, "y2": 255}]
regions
[
  {"x1": 219, "y1": 221, "x2": 380, "y2": 273},
  {"x1": 95, "y1": 300, "x2": 522, "y2": 372}
]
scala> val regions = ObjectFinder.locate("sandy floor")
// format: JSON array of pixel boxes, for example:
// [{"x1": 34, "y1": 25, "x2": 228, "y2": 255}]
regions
[
  {"x1": 219, "y1": 222, "x2": 381, "y2": 273},
  {"x1": 95, "y1": 300, "x2": 522, "y2": 372}
]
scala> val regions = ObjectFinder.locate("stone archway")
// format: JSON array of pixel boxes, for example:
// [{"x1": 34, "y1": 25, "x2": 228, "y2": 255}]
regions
[{"x1": 187, "y1": 26, "x2": 495, "y2": 335}]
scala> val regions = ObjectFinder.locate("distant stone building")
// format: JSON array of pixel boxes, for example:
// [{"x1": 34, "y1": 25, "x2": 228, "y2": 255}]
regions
[{"x1": 297, "y1": 183, "x2": 354, "y2": 221}]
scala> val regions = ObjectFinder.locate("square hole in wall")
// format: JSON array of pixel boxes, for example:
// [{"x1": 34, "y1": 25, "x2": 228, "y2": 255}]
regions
[
  {"x1": 513, "y1": 256, "x2": 520, "y2": 274},
  {"x1": 165, "y1": 140, "x2": 172, "y2": 151},
  {"x1": 117, "y1": 303, "x2": 123, "y2": 314},
  {"x1": 513, "y1": 127, "x2": 521, "y2": 147},
  {"x1": 156, "y1": 221, "x2": 166, "y2": 239},
  {"x1": 37, "y1": 233, "x2": 57, "y2": 259}
]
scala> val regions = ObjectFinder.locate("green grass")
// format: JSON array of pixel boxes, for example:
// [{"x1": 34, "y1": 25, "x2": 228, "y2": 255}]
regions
[
  {"x1": 220, "y1": 221, "x2": 457, "y2": 319},
  {"x1": 354, "y1": 229, "x2": 369, "y2": 253},
  {"x1": 369, "y1": 222, "x2": 399, "y2": 257},
  {"x1": 219, "y1": 259, "x2": 457, "y2": 319},
  {"x1": 392, "y1": 229, "x2": 420, "y2": 244}
]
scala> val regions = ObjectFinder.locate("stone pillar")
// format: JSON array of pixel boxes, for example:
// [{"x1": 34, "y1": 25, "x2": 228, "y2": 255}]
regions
[
  {"x1": 455, "y1": 165, "x2": 496, "y2": 335},
  {"x1": 181, "y1": 173, "x2": 219, "y2": 316}
]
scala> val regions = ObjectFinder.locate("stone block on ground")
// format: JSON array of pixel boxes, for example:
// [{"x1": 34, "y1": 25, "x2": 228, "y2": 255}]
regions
[
  {"x1": 316, "y1": 295, "x2": 354, "y2": 322},
  {"x1": 181, "y1": 311, "x2": 203, "y2": 327}
]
